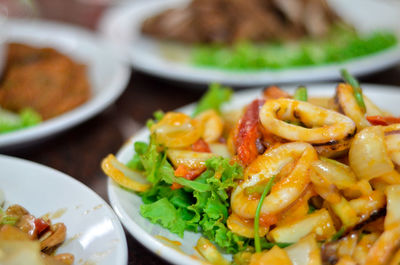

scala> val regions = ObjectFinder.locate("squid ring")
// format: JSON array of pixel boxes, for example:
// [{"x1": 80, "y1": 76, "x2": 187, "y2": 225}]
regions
[
  {"x1": 231, "y1": 142, "x2": 317, "y2": 220},
  {"x1": 259, "y1": 98, "x2": 356, "y2": 144}
]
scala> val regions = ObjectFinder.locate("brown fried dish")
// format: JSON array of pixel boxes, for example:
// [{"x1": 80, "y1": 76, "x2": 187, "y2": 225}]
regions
[
  {"x1": 141, "y1": 0, "x2": 340, "y2": 44},
  {"x1": 0, "y1": 43, "x2": 90, "y2": 120},
  {"x1": 0, "y1": 204, "x2": 73, "y2": 265}
]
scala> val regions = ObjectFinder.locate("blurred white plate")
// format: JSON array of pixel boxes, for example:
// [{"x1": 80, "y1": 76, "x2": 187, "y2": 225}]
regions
[
  {"x1": 0, "y1": 19, "x2": 130, "y2": 148},
  {"x1": 0, "y1": 155, "x2": 128, "y2": 265},
  {"x1": 99, "y1": 0, "x2": 400, "y2": 86},
  {"x1": 107, "y1": 83, "x2": 400, "y2": 265}
]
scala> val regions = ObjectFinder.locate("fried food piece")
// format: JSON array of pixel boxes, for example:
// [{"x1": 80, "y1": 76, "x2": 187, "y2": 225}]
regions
[
  {"x1": 0, "y1": 43, "x2": 90, "y2": 120},
  {"x1": 141, "y1": 0, "x2": 341, "y2": 44}
]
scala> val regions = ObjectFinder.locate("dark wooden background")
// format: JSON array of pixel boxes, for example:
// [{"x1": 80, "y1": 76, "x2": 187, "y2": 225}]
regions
[{"x1": 3, "y1": 1, "x2": 400, "y2": 264}]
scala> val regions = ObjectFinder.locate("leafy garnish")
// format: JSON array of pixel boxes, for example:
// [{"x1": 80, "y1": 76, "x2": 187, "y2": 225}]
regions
[
  {"x1": 146, "y1": 110, "x2": 165, "y2": 129},
  {"x1": 254, "y1": 176, "x2": 276, "y2": 253},
  {"x1": 331, "y1": 227, "x2": 345, "y2": 241},
  {"x1": 141, "y1": 198, "x2": 187, "y2": 237},
  {"x1": 192, "y1": 26, "x2": 397, "y2": 70},
  {"x1": 192, "y1": 83, "x2": 232, "y2": 117},
  {"x1": 340, "y1": 69, "x2": 366, "y2": 113},
  {"x1": 138, "y1": 153, "x2": 247, "y2": 253},
  {"x1": 294, "y1": 86, "x2": 308, "y2": 102},
  {"x1": 0, "y1": 108, "x2": 41, "y2": 133},
  {"x1": 259, "y1": 238, "x2": 293, "y2": 249}
]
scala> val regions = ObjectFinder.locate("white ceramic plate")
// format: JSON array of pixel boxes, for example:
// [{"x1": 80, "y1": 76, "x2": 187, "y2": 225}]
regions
[
  {"x1": 0, "y1": 19, "x2": 130, "y2": 148},
  {"x1": 0, "y1": 155, "x2": 128, "y2": 265},
  {"x1": 99, "y1": 0, "x2": 400, "y2": 86},
  {"x1": 107, "y1": 83, "x2": 400, "y2": 265}
]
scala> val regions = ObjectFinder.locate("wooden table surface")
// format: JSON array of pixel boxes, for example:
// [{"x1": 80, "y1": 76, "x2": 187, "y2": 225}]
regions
[{"x1": 3, "y1": 2, "x2": 400, "y2": 264}]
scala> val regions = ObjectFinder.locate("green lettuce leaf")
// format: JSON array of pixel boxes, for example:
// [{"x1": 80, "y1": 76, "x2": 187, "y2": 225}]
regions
[
  {"x1": 132, "y1": 127, "x2": 246, "y2": 253},
  {"x1": 140, "y1": 198, "x2": 187, "y2": 237},
  {"x1": 192, "y1": 83, "x2": 232, "y2": 116}
]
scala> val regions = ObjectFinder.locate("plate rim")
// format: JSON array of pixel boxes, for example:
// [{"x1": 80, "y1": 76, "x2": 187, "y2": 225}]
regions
[
  {"x1": 107, "y1": 83, "x2": 400, "y2": 265},
  {"x1": 0, "y1": 154, "x2": 129, "y2": 265},
  {"x1": 0, "y1": 18, "x2": 131, "y2": 148},
  {"x1": 99, "y1": 0, "x2": 400, "y2": 86}
]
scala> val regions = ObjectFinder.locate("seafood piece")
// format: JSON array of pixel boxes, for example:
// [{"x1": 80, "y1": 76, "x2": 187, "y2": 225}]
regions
[
  {"x1": 231, "y1": 142, "x2": 317, "y2": 220},
  {"x1": 285, "y1": 233, "x2": 321, "y2": 265},
  {"x1": 227, "y1": 213, "x2": 268, "y2": 238},
  {"x1": 194, "y1": 110, "x2": 224, "y2": 143},
  {"x1": 349, "y1": 126, "x2": 395, "y2": 181},
  {"x1": 250, "y1": 245, "x2": 292, "y2": 265},
  {"x1": 259, "y1": 98, "x2": 356, "y2": 144},
  {"x1": 40, "y1": 223, "x2": 66, "y2": 252},
  {"x1": 151, "y1": 112, "x2": 202, "y2": 148},
  {"x1": 269, "y1": 209, "x2": 336, "y2": 242},
  {"x1": 335, "y1": 83, "x2": 370, "y2": 130},
  {"x1": 364, "y1": 224, "x2": 400, "y2": 265},
  {"x1": 235, "y1": 99, "x2": 265, "y2": 166}
]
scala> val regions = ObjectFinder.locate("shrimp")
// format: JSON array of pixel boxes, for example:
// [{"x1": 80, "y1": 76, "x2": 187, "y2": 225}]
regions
[
  {"x1": 335, "y1": 83, "x2": 370, "y2": 130},
  {"x1": 150, "y1": 112, "x2": 202, "y2": 148},
  {"x1": 259, "y1": 98, "x2": 356, "y2": 145},
  {"x1": 231, "y1": 142, "x2": 317, "y2": 220},
  {"x1": 194, "y1": 109, "x2": 224, "y2": 143},
  {"x1": 227, "y1": 213, "x2": 268, "y2": 238}
]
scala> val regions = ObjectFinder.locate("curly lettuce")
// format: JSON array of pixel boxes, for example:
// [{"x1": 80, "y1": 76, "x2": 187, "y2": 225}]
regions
[
  {"x1": 130, "y1": 84, "x2": 247, "y2": 253},
  {"x1": 138, "y1": 149, "x2": 247, "y2": 253}
]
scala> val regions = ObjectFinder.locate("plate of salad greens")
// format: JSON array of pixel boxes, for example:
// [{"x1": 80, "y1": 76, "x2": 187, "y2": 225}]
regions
[
  {"x1": 0, "y1": 19, "x2": 129, "y2": 148},
  {"x1": 100, "y1": 0, "x2": 400, "y2": 86},
  {"x1": 105, "y1": 78, "x2": 400, "y2": 265}
]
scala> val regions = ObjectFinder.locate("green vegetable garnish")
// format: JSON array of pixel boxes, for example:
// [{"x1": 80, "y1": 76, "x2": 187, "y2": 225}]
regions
[
  {"x1": 192, "y1": 26, "x2": 397, "y2": 70},
  {"x1": 259, "y1": 238, "x2": 293, "y2": 249},
  {"x1": 135, "y1": 138, "x2": 247, "y2": 253},
  {"x1": 0, "y1": 107, "x2": 41, "y2": 133},
  {"x1": 1, "y1": 215, "x2": 19, "y2": 225},
  {"x1": 254, "y1": 176, "x2": 276, "y2": 253},
  {"x1": 331, "y1": 227, "x2": 345, "y2": 241},
  {"x1": 294, "y1": 86, "x2": 308, "y2": 101},
  {"x1": 340, "y1": 69, "x2": 366, "y2": 113},
  {"x1": 192, "y1": 83, "x2": 232, "y2": 117},
  {"x1": 146, "y1": 110, "x2": 165, "y2": 129},
  {"x1": 308, "y1": 203, "x2": 317, "y2": 214}
]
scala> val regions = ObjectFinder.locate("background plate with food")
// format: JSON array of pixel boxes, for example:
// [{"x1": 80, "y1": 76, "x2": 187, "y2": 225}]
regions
[
  {"x1": 106, "y1": 82, "x2": 400, "y2": 265},
  {"x1": 0, "y1": 19, "x2": 130, "y2": 149},
  {"x1": 99, "y1": 0, "x2": 400, "y2": 86},
  {"x1": 0, "y1": 154, "x2": 128, "y2": 265}
]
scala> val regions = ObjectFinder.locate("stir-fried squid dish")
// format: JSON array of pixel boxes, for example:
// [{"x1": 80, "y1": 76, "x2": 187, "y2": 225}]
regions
[
  {"x1": 102, "y1": 70, "x2": 400, "y2": 265},
  {"x1": 0, "y1": 203, "x2": 74, "y2": 265}
]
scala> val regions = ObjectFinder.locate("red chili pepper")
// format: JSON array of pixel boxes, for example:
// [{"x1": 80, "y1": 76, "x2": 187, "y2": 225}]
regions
[
  {"x1": 34, "y1": 218, "x2": 50, "y2": 235},
  {"x1": 191, "y1": 139, "x2": 211, "y2": 153},
  {"x1": 235, "y1": 99, "x2": 265, "y2": 166},
  {"x1": 367, "y1": 116, "x2": 400, "y2": 126}
]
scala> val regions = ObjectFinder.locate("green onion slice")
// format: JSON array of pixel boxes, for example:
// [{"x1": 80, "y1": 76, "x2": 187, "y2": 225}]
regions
[
  {"x1": 254, "y1": 175, "x2": 276, "y2": 253},
  {"x1": 340, "y1": 69, "x2": 366, "y2": 113},
  {"x1": 294, "y1": 86, "x2": 308, "y2": 102}
]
